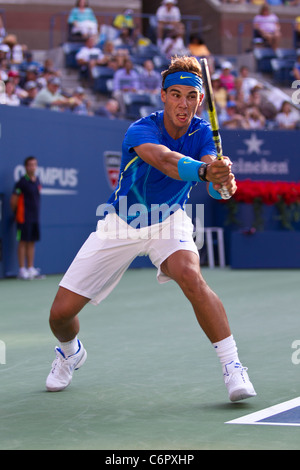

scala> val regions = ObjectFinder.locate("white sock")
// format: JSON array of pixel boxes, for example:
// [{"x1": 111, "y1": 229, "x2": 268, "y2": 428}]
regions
[
  {"x1": 213, "y1": 335, "x2": 240, "y2": 371},
  {"x1": 59, "y1": 336, "x2": 79, "y2": 357}
]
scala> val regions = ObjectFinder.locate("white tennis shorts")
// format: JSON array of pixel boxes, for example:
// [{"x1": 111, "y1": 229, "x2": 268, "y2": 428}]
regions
[{"x1": 59, "y1": 209, "x2": 199, "y2": 305}]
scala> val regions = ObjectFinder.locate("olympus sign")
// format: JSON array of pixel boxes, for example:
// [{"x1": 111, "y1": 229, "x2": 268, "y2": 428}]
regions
[{"x1": 14, "y1": 165, "x2": 79, "y2": 195}]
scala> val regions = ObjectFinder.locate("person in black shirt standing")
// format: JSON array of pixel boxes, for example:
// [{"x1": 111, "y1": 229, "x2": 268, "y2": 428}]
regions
[{"x1": 10, "y1": 156, "x2": 42, "y2": 279}]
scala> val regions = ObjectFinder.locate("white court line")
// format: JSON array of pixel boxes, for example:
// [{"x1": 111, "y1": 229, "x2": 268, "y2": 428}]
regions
[{"x1": 226, "y1": 397, "x2": 300, "y2": 426}]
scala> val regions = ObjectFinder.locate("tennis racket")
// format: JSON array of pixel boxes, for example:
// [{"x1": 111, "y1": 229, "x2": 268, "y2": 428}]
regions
[{"x1": 200, "y1": 58, "x2": 231, "y2": 200}]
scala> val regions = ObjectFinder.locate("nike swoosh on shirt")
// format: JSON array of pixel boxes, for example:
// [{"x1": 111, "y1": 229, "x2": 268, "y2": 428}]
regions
[{"x1": 188, "y1": 129, "x2": 200, "y2": 137}]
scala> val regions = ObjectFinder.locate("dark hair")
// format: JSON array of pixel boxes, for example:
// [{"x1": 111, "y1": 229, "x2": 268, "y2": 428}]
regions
[
  {"x1": 260, "y1": 5, "x2": 270, "y2": 14},
  {"x1": 76, "y1": 0, "x2": 89, "y2": 6},
  {"x1": 24, "y1": 156, "x2": 37, "y2": 166},
  {"x1": 161, "y1": 56, "x2": 202, "y2": 89}
]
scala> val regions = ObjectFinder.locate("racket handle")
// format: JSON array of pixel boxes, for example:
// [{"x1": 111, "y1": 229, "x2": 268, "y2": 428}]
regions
[
  {"x1": 216, "y1": 156, "x2": 232, "y2": 200},
  {"x1": 219, "y1": 187, "x2": 231, "y2": 200}
]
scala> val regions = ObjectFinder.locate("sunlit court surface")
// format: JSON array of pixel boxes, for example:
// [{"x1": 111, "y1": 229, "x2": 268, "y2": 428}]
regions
[{"x1": 0, "y1": 267, "x2": 299, "y2": 451}]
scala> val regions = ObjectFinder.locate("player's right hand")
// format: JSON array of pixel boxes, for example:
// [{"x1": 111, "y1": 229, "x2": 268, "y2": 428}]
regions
[{"x1": 206, "y1": 156, "x2": 232, "y2": 185}]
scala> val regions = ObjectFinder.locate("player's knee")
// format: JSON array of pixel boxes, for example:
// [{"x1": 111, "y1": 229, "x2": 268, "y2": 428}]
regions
[
  {"x1": 49, "y1": 300, "x2": 67, "y2": 328},
  {"x1": 177, "y1": 263, "x2": 202, "y2": 295}
]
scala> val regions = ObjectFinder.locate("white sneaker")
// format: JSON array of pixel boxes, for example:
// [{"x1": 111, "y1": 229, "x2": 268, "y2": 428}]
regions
[
  {"x1": 46, "y1": 340, "x2": 87, "y2": 392},
  {"x1": 18, "y1": 268, "x2": 29, "y2": 280},
  {"x1": 224, "y1": 361, "x2": 257, "y2": 402},
  {"x1": 28, "y1": 267, "x2": 43, "y2": 279}
]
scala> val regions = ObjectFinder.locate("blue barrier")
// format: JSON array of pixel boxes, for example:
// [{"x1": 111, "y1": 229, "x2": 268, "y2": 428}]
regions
[{"x1": 0, "y1": 105, "x2": 299, "y2": 276}]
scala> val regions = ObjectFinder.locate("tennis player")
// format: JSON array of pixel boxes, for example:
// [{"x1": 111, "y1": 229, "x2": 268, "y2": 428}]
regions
[{"x1": 46, "y1": 56, "x2": 256, "y2": 402}]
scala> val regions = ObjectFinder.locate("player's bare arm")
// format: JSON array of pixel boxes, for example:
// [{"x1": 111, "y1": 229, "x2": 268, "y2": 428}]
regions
[{"x1": 134, "y1": 143, "x2": 232, "y2": 187}]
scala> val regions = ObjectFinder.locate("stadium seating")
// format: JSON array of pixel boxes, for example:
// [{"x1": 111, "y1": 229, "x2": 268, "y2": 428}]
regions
[
  {"x1": 131, "y1": 44, "x2": 161, "y2": 66},
  {"x1": 275, "y1": 48, "x2": 297, "y2": 61},
  {"x1": 124, "y1": 92, "x2": 158, "y2": 120},
  {"x1": 271, "y1": 58, "x2": 295, "y2": 86},
  {"x1": 63, "y1": 42, "x2": 82, "y2": 69},
  {"x1": 92, "y1": 66, "x2": 115, "y2": 94},
  {"x1": 253, "y1": 47, "x2": 277, "y2": 74}
]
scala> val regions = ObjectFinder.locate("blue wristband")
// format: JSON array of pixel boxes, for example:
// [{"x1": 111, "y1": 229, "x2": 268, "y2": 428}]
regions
[
  {"x1": 177, "y1": 157, "x2": 204, "y2": 182},
  {"x1": 209, "y1": 182, "x2": 222, "y2": 200}
]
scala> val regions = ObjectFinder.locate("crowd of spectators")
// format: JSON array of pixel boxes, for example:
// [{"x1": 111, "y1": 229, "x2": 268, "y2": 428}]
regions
[
  {"x1": 209, "y1": 62, "x2": 300, "y2": 130},
  {"x1": 0, "y1": 0, "x2": 299, "y2": 129}
]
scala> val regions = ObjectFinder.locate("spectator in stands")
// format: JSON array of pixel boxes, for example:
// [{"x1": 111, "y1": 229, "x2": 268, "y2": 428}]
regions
[
  {"x1": 95, "y1": 98, "x2": 120, "y2": 119},
  {"x1": 0, "y1": 56, "x2": 9, "y2": 82},
  {"x1": 68, "y1": 0, "x2": 98, "y2": 41},
  {"x1": 2, "y1": 34, "x2": 26, "y2": 64},
  {"x1": 275, "y1": 101, "x2": 299, "y2": 130},
  {"x1": 244, "y1": 106, "x2": 266, "y2": 129},
  {"x1": 188, "y1": 35, "x2": 215, "y2": 73},
  {"x1": 211, "y1": 72, "x2": 228, "y2": 111},
  {"x1": 3, "y1": 79, "x2": 20, "y2": 106},
  {"x1": 20, "y1": 81, "x2": 38, "y2": 106},
  {"x1": 19, "y1": 64, "x2": 40, "y2": 89},
  {"x1": 42, "y1": 58, "x2": 61, "y2": 79},
  {"x1": 292, "y1": 51, "x2": 300, "y2": 80},
  {"x1": 235, "y1": 65, "x2": 262, "y2": 103},
  {"x1": 113, "y1": 9, "x2": 135, "y2": 36},
  {"x1": 161, "y1": 22, "x2": 189, "y2": 60},
  {"x1": 112, "y1": 58, "x2": 140, "y2": 117},
  {"x1": 7, "y1": 69, "x2": 27, "y2": 100},
  {"x1": 19, "y1": 51, "x2": 43, "y2": 75},
  {"x1": 70, "y1": 86, "x2": 93, "y2": 116},
  {"x1": 75, "y1": 35, "x2": 104, "y2": 83},
  {"x1": 112, "y1": 27, "x2": 136, "y2": 52},
  {"x1": 253, "y1": 5, "x2": 281, "y2": 50},
  {"x1": 219, "y1": 101, "x2": 249, "y2": 129},
  {"x1": 38, "y1": 65, "x2": 61, "y2": 92},
  {"x1": 219, "y1": 61, "x2": 236, "y2": 93},
  {"x1": 100, "y1": 40, "x2": 128, "y2": 69},
  {"x1": 246, "y1": 85, "x2": 277, "y2": 121},
  {"x1": 188, "y1": 34, "x2": 211, "y2": 58},
  {"x1": 156, "y1": 0, "x2": 181, "y2": 46},
  {"x1": 31, "y1": 76, "x2": 78, "y2": 111},
  {"x1": 139, "y1": 59, "x2": 161, "y2": 95},
  {"x1": 0, "y1": 43, "x2": 10, "y2": 62}
]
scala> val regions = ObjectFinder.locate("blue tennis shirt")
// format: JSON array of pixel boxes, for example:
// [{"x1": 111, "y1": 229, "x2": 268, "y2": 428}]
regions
[{"x1": 106, "y1": 110, "x2": 216, "y2": 226}]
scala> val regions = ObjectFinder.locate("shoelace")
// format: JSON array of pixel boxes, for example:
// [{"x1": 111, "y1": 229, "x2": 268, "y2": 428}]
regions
[
  {"x1": 50, "y1": 349, "x2": 67, "y2": 373},
  {"x1": 223, "y1": 363, "x2": 248, "y2": 383}
]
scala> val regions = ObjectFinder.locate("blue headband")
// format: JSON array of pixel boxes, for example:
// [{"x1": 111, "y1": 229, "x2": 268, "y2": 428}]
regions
[{"x1": 163, "y1": 71, "x2": 203, "y2": 92}]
